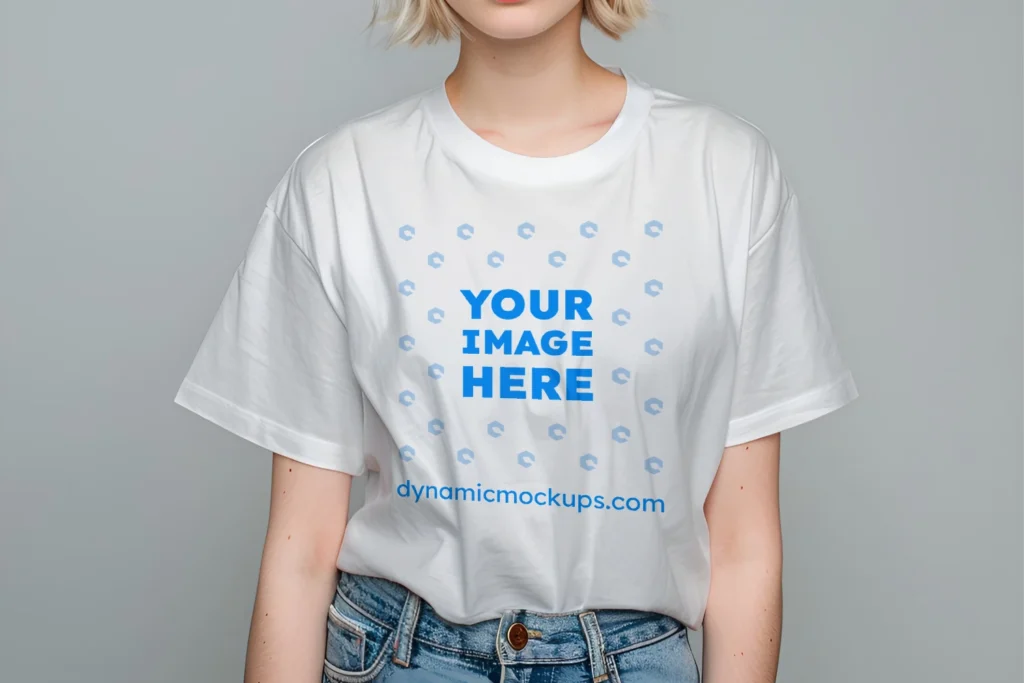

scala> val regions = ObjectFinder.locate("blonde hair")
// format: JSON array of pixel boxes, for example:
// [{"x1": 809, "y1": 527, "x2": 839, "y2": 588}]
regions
[{"x1": 372, "y1": 0, "x2": 649, "y2": 45}]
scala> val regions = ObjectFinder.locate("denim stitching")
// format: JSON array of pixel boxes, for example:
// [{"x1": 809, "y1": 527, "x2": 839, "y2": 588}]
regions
[
  {"x1": 606, "y1": 652, "x2": 622, "y2": 683},
  {"x1": 322, "y1": 638, "x2": 391, "y2": 683},
  {"x1": 604, "y1": 625, "x2": 684, "y2": 656},
  {"x1": 334, "y1": 588, "x2": 394, "y2": 631},
  {"x1": 335, "y1": 582, "x2": 685, "y2": 666}
]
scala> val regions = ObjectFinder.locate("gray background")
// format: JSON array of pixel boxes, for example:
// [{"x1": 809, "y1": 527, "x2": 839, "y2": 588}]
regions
[{"x1": 1, "y1": 0, "x2": 1021, "y2": 681}]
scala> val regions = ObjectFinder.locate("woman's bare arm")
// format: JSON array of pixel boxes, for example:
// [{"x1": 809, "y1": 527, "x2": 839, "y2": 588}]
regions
[
  {"x1": 244, "y1": 453, "x2": 352, "y2": 683},
  {"x1": 702, "y1": 433, "x2": 784, "y2": 682}
]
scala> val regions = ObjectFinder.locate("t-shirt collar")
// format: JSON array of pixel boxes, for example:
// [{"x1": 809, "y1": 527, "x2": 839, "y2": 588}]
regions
[{"x1": 422, "y1": 67, "x2": 653, "y2": 186}]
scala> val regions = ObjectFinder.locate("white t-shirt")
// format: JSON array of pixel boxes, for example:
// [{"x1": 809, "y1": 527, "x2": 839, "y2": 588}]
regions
[{"x1": 175, "y1": 71, "x2": 857, "y2": 629}]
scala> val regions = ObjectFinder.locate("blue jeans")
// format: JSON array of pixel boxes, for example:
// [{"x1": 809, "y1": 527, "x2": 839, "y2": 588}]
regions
[{"x1": 322, "y1": 572, "x2": 700, "y2": 683}]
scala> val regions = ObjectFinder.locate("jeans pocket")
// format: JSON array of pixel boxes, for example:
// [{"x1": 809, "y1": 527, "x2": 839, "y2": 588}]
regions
[
  {"x1": 608, "y1": 629, "x2": 700, "y2": 683},
  {"x1": 323, "y1": 596, "x2": 394, "y2": 683}
]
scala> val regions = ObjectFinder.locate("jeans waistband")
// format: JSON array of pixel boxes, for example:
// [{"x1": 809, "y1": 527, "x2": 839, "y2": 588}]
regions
[{"x1": 335, "y1": 572, "x2": 684, "y2": 670}]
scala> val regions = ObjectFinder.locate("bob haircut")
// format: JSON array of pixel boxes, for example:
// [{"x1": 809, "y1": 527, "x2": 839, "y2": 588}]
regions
[{"x1": 373, "y1": 0, "x2": 649, "y2": 45}]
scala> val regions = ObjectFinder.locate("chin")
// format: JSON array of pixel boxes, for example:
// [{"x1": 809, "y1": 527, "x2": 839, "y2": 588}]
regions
[{"x1": 447, "y1": 0, "x2": 581, "y2": 41}]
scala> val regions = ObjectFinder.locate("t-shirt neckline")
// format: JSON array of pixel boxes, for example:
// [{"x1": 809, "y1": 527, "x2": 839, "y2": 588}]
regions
[{"x1": 422, "y1": 68, "x2": 653, "y2": 186}]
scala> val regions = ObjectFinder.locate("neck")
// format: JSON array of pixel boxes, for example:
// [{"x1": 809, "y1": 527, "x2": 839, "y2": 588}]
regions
[{"x1": 446, "y1": 6, "x2": 604, "y2": 125}]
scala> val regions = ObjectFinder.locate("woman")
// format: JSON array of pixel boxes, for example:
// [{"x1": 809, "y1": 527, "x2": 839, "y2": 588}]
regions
[{"x1": 175, "y1": 1, "x2": 858, "y2": 681}]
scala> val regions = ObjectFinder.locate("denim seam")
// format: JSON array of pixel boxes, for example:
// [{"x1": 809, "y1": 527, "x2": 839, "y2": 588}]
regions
[
  {"x1": 334, "y1": 585, "x2": 684, "y2": 665},
  {"x1": 328, "y1": 603, "x2": 368, "y2": 638},
  {"x1": 606, "y1": 653, "x2": 623, "y2": 683},
  {"x1": 391, "y1": 592, "x2": 422, "y2": 667},
  {"x1": 322, "y1": 640, "x2": 391, "y2": 683},
  {"x1": 501, "y1": 655, "x2": 591, "y2": 665},
  {"x1": 604, "y1": 625, "x2": 684, "y2": 656},
  {"x1": 333, "y1": 595, "x2": 505, "y2": 662},
  {"x1": 579, "y1": 612, "x2": 610, "y2": 682},
  {"x1": 414, "y1": 638, "x2": 502, "y2": 661},
  {"x1": 335, "y1": 588, "x2": 397, "y2": 631}
]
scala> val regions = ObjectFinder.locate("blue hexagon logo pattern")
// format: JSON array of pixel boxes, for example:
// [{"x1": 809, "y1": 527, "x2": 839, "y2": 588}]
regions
[
  {"x1": 395, "y1": 216, "x2": 673, "y2": 472},
  {"x1": 644, "y1": 338, "x2": 664, "y2": 356},
  {"x1": 644, "y1": 398, "x2": 664, "y2": 416}
]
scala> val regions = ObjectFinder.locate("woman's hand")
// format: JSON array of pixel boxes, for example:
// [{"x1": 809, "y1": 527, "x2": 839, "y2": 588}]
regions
[
  {"x1": 244, "y1": 453, "x2": 352, "y2": 683},
  {"x1": 702, "y1": 433, "x2": 784, "y2": 682}
]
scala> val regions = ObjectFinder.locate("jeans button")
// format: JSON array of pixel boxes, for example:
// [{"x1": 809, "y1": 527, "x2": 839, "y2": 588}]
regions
[{"x1": 506, "y1": 622, "x2": 529, "y2": 651}]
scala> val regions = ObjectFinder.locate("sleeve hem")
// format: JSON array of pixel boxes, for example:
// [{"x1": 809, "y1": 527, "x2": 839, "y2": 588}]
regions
[
  {"x1": 174, "y1": 379, "x2": 367, "y2": 476},
  {"x1": 725, "y1": 371, "x2": 859, "y2": 448}
]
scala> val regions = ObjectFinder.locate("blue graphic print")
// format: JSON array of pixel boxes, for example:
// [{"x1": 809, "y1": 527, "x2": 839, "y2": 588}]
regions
[
  {"x1": 644, "y1": 338, "x2": 664, "y2": 356},
  {"x1": 644, "y1": 457, "x2": 664, "y2": 474},
  {"x1": 460, "y1": 289, "x2": 594, "y2": 402},
  {"x1": 644, "y1": 220, "x2": 663, "y2": 238},
  {"x1": 611, "y1": 425, "x2": 631, "y2": 443},
  {"x1": 644, "y1": 398, "x2": 664, "y2": 415},
  {"x1": 398, "y1": 216, "x2": 670, "y2": 478}
]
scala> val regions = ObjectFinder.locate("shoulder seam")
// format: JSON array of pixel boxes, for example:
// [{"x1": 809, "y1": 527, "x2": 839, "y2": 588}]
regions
[
  {"x1": 261, "y1": 205, "x2": 350, "y2": 326},
  {"x1": 747, "y1": 192, "x2": 796, "y2": 256},
  {"x1": 262, "y1": 204, "x2": 322, "y2": 277}
]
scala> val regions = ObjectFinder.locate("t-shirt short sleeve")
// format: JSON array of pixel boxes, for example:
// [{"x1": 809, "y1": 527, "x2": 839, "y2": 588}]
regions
[
  {"x1": 174, "y1": 199, "x2": 366, "y2": 475},
  {"x1": 725, "y1": 187, "x2": 858, "y2": 448}
]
